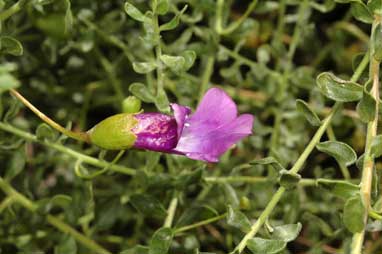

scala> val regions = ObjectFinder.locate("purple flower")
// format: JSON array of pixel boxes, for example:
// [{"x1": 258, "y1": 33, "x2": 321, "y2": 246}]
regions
[{"x1": 132, "y1": 88, "x2": 254, "y2": 162}]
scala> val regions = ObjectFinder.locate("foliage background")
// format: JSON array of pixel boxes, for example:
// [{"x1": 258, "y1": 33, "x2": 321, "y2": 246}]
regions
[{"x1": 0, "y1": 0, "x2": 381, "y2": 253}]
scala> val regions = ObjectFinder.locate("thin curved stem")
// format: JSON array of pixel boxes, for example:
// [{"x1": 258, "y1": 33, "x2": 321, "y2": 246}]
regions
[{"x1": 9, "y1": 89, "x2": 90, "y2": 143}]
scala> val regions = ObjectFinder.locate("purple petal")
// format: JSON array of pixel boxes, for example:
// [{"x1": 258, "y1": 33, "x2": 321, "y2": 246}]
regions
[
  {"x1": 190, "y1": 88, "x2": 237, "y2": 128},
  {"x1": 173, "y1": 114, "x2": 254, "y2": 162},
  {"x1": 132, "y1": 113, "x2": 178, "y2": 152},
  {"x1": 170, "y1": 103, "x2": 191, "y2": 137}
]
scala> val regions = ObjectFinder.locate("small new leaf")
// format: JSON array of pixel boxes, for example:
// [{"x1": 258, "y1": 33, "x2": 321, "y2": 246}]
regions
[
  {"x1": 278, "y1": 170, "x2": 301, "y2": 190},
  {"x1": 316, "y1": 72, "x2": 363, "y2": 102},
  {"x1": 316, "y1": 141, "x2": 357, "y2": 166},
  {"x1": 296, "y1": 99, "x2": 321, "y2": 126},
  {"x1": 129, "y1": 82, "x2": 155, "y2": 103},
  {"x1": 250, "y1": 157, "x2": 285, "y2": 171}
]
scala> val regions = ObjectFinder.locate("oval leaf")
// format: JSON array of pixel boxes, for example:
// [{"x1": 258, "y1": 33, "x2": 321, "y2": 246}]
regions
[
  {"x1": 316, "y1": 72, "x2": 363, "y2": 102},
  {"x1": 159, "y1": 5, "x2": 187, "y2": 31},
  {"x1": 296, "y1": 99, "x2": 321, "y2": 126},
  {"x1": 247, "y1": 238, "x2": 286, "y2": 254},
  {"x1": 371, "y1": 135, "x2": 382, "y2": 158},
  {"x1": 149, "y1": 227, "x2": 173, "y2": 254},
  {"x1": 273, "y1": 223, "x2": 302, "y2": 242},
  {"x1": 132, "y1": 62, "x2": 157, "y2": 74},
  {"x1": 226, "y1": 205, "x2": 251, "y2": 233},
  {"x1": 160, "y1": 54, "x2": 186, "y2": 72},
  {"x1": 356, "y1": 88, "x2": 376, "y2": 123},
  {"x1": 372, "y1": 24, "x2": 382, "y2": 61},
  {"x1": 343, "y1": 194, "x2": 365, "y2": 233},
  {"x1": 316, "y1": 141, "x2": 357, "y2": 166},
  {"x1": 350, "y1": 2, "x2": 373, "y2": 24},
  {"x1": 317, "y1": 179, "x2": 360, "y2": 200},
  {"x1": 129, "y1": 82, "x2": 155, "y2": 103},
  {"x1": 124, "y1": 2, "x2": 150, "y2": 22}
]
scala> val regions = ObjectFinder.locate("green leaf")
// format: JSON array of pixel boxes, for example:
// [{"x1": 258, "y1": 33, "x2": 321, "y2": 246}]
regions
[
  {"x1": 130, "y1": 194, "x2": 167, "y2": 219},
  {"x1": 120, "y1": 245, "x2": 150, "y2": 254},
  {"x1": 160, "y1": 54, "x2": 186, "y2": 72},
  {"x1": 155, "y1": 0, "x2": 169, "y2": 15},
  {"x1": 129, "y1": 82, "x2": 155, "y2": 103},
  {"x1": 278, "y1": 170, "x2": 301, "y2": 190},
  {"x1": 316, "y1": 72, "x2": 363, "y2": 102},
  {"x1": 133, "y1": 62, "x2": 157, "y2": 74},
  {"x1": 36, "y1": 123, "x2": 57, "y2": 141},
  {"x1": 5, "y1": 148, "x2": 26, "y2": 181},
  {"x1": 226, "y1": 205, "x2": 251, "y2": 233},
  {"x1": 124, "y1": 2, "x2": 150, "y2": 22},
  {"x1": 54, "y1": 235, "x2": 77, "y2": 254},
  {"x1": 149, "y1": 227, "x2": 173, "y2": 254},
  {"x1": 371, "y1": 135, "x2": 382, "y2": 158},
  {"x1": 222, "y1": 183, "x2": 240, "y2": 207},
  {"x1": 302, "y1": 212, "x2": 334, "y2": 237},
  {"x1": 356, "y1": 88, "x2": 376, "y2": 123},
  {"x1": 159, "y1": 5, "x2": 187, "y2": 31},
  {"x1": 250, "y1": 157, "x2": 285, "y2": 171},
  {"x1": 0, "y1": 36, "x2": 23, "y2": 56},
  {"x1": 122, "y1": 96, "x2": 142, "y2": 113},
  {"x1": 247, "y1": 238, "x2": 287, "y2": 254},
  {"x1": 343, "y1": 194, "x2": 365, "y2": 233},
  {"x1": 316, "y1": 141, "x2": 357, "y2": 166},
  {"x1": 350, "y1": 1, "x2": 373, "y2": 24},
  {"x1": 0, "y1": 72, "x2": 20, "y2": 93},
  {"x1": 174, "y1": 168, "x2": 203, "y2": 189},
  {"x1": 155, "y1": 88, "x2": 170, "y2": 112},
  {"x1": 317, "y1": 179, "x2": 360, "y2": 200},
  {"x1": 372, "y1": 24, "x2": 382, "y2": 61},
  {"x1": 273, "y1": 223, "x2": 302, "y2": 242},
  {"x1": 296, "y1": 99, "x2": 321, "y2": 126},
  {"x1": 368, "y1": 0, "x2": 382, "y2": 15},
  {"x1": 181, "y1": 50, "x2": 196, "y2": 70}
]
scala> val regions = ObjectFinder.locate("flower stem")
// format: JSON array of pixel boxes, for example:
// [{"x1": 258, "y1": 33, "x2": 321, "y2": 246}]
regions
[
  {"x1": 351, "y1": 18, "x2": 381, "y2": 254},
  {"x1": 231, "y1": 51, "x2": 370, "y2": 254},
  {"x1": 198, "y1": 56, "x2": 215, "y2": 102},
  {"x1": 9, "y1": 89, "x2": 90, "y2": 143},
  {"x1": 0, "y1": 122, "x2": 136, "y2": 175}
]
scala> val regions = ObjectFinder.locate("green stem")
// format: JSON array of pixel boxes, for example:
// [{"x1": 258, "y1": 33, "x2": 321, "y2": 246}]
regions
[
  {"x1": 0, "y1": 177, "x2": 37, "y2": 212},
  {"x1": 46, "y1": 215, "x2": 112, "y2": 254},
  {"x1": 216, "y1": 0, "x2": 258, "y2": 35},
  {"x1": 153, "y1": 12, "x2": 164, "y2": 96},
  {"x1": 163, "y1": 196, "x2": 178, "y2": 228},
  {"x1": 0, "y1": 196, "x2": 13, "y2": 214},
  {"x1": 174, "y1": 214, "x2": 227, "y2": 234},
  {"x1": 9, "y1": 89, "x2": 90, "y2": 143},
  {"x1": 351, "y1": 18, "x2": 381, "y2": 254},
  {"x1": 0, "y1": 0, "x2": 23, "y2": 22},
  {"x1": 198, "y1": 56, "x2": 215, "y2": 102},
  {"x1": 0, "y1": 122, "x2": 136, "y2": 175},
  {"x1": 232, "y1": 52, "x2": 370, "y2": 254}
]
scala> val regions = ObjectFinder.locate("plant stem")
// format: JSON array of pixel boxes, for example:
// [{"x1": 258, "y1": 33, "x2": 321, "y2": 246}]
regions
[
  {"x1": 0, "y1": 0, "x2": 23, "y2": 22},
  {"x1": 198, "y1": 56, "x2": 215, "y2": 102},
  {"x1": 351, "y1": 18, "x2": 380, "y2": 254},
  {"x1": 0, "y1": 122, "x2": 136, "y2": 175},
  {"x1": 174, "y1": 214, "x2": 227, "y2": 234},
  {"x1": 0, "y1": 177, "x2": 37, "y2": 212},
  {"x1": 163, "y1": 196, "x2": 178, "y2": 228},
  {"x1": 9, "y1": 89, "x2": 90, "y2": 143},
  {"x1": 216, "y1": 0, "x2": 258, "y2": 35},
  {"x1": 231, "y1": 51, "x2": 370, "y2": 254},
  {"x1": 46, "y1": 215, "x2": 112, "y2": 254}
]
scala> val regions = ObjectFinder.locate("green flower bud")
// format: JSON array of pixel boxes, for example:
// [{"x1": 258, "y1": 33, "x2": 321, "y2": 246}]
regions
[
  {"x1": 88, "y1": 113, "x2": 138, "y2": 150},
  {"x1": 122, "y1": 96, "x2": 142, "y2": 113}
]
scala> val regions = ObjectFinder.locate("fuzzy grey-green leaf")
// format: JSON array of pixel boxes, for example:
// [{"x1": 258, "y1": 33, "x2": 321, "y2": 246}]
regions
[
  {"x1": 343, "y1": 194, "x2": 365, "y2": 233},
  {"x1": 350, "y1": 2, "x2": 373, "y2": 24},
  {"x1": 296, "y1": 99, "x2": 321, "y2": 126},
  {"x1": 316, "y1": 141, "x2": 357, "y2": 166},
  {"x1": 273, "y1": 223, "x2": 302, "y2": 242},
  {"x1": 149, "y1": 227, "x2": 173, "y2": 254},
  {"x1": 226, "y1": 205, "x2": 251, "y2": 233},
  {"x1": 316, "y1": 72, "x2": 363, "y2": 102},
  {"x1": 247, "y1": 238, "x2": 287, "y2": 254},
  {"x1": 356, "y1": 89, "x2": 376, "y2": 122},
  {"x1": 133, "y1": 62, "x2": 157, "y2": 74},
  {"x1": 371, "y1": 135, "x2": 382, "y2": 158},
  {"x1": 124, "y1": 2, "x2": 150, "y2": 22},
  {"x1": 129, "y1": 82, "x2": 155, "y2": 103}
]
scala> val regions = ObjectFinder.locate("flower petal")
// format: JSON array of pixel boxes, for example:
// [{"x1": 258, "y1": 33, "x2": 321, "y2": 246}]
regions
[
  {"x1": 174, "y1": 114, "x2": 254, "y2": 162},
  {"x1": 190, "y1": 88, "x2": 238, "y2": 128},
  {"x1": 170, "y1": 103, "x2": 191, "y2": 137}
]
